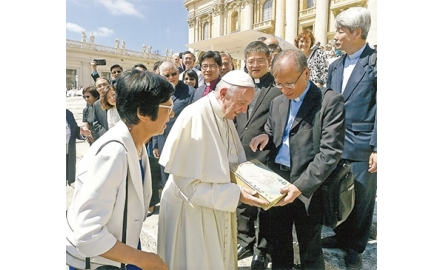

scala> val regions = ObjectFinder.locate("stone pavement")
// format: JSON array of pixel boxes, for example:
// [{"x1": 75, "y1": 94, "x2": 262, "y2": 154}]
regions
[{"x1": 66, "y1": 97, "x2": 377, "y2": 269}]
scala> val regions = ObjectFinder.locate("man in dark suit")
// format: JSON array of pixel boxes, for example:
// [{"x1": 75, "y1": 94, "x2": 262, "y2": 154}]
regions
[
  {"x1": 91, "y1": 77, "x2": 110, "y2": 142},
  {"x1": 234, "y1": 41, "x2": 282, "y2": 270},
  {"x1": 250, "y1": 49, "x2": 345, "y2": 269},
  {"x1": 322, "y1": 7, "x2": 377, "y2": 270}
]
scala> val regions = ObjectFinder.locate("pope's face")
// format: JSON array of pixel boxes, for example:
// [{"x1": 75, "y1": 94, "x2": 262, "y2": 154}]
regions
[{"x1": 220, "y1": 87, "x2": 255, "y2": 120}]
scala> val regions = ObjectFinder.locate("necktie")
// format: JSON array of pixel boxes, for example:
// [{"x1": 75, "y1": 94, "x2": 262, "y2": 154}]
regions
[{"x1": 203, "y1": 85, "x2": 212, "y2": 96}]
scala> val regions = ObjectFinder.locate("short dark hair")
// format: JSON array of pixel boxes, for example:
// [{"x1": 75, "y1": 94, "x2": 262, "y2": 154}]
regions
[
  {"x1": 257, "y1": 36, "x2": 267, "y2": 42},
  {"x1": 267, "y1": 43, "x2": 282, "y2": 54},
  {"x1": 133, "y1": 63, "x2": 147, "y2": 71},
  {"x1": 110, "y1": 64, "x2": 123, "y2": 72},
  {"x1": 115, "y1": 70, "x2": 174, "y2": 124},
  {"x1": 182, "y1": 51, "x2": 196, "y2": 61},
  {"x1": 244, "y1": 41, "x2": 270, "y2": 59},
  {"x1": 82, "y1": 85, "x2": 100, "y2": 99},
  {"x1": 153, "y1": 61, "x2": 163, "y2": 72},
  {"x1": 199, "y1": 50, "x2": 222, "y2": 66}
]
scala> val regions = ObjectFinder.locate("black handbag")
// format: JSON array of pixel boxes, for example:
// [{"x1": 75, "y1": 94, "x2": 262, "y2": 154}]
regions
[{"x1": 313, "y1": 88, "x2": 355, "y2": 228}]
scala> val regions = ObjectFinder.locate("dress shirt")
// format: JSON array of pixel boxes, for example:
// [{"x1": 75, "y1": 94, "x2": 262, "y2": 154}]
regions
[
  {"x1": 274, "y1": 82, "x2": 311, "y2": 167},
  {"x1": 341, "y1": 44, "x2": 366, "y2": 92},
  {"x1": 203, "y1": 77, "x2": 220, "y2": 96}
]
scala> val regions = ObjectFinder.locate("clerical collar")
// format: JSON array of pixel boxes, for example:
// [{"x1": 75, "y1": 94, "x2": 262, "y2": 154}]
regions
[
  {"x1": 252, "y1": 72, "x2": 270, "y2": 85},
  {"x1": 293, "y1": 81, "x2": 311, "y2": 103},
  {"x1": 347, "y1": 44, "x2": 366, "y2": 60},
  {"x1": 205, "y1": 77, "x2": 220, "y2": 89}
]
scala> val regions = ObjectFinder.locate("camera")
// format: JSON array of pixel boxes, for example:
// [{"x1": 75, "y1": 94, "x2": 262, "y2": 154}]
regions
[{"x1": 93, "y1": 59, "x2": 106, "y2": 65}]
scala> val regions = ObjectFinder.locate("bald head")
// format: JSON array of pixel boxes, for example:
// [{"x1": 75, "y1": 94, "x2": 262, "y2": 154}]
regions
[{"x1": 264, "y1": 37, "x2": 279, "y2": 46}]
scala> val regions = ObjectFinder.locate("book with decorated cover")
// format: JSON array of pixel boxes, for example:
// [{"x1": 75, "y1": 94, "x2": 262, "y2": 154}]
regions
[{"x1": 230, "y1": 159, "x2": 291, "y2": 210}]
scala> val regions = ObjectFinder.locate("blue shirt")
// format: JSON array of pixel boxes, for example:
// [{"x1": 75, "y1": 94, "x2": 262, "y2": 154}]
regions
[{"x1": 274, "y1": 81, "x2": 311, "y2": 167}]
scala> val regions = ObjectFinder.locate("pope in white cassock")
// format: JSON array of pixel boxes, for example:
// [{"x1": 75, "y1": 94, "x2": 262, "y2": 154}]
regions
[{"x1": 157, "y1": 70, "x2": 269, "y2": 270}]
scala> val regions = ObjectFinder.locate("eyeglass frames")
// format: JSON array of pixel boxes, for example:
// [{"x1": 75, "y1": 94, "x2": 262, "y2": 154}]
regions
[
  {"x1": 274, "y1": 68, "x2": 306, "y2": 89},
  {"x1": 159, "y1": 103, "x2": 174, "y2": 113}
]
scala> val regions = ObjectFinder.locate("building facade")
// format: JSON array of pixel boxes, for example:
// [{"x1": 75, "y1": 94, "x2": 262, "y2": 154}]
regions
[
  {"x1": 66, "y1": 36, "x2": 172, "y2": 90},
  {"x1": 184, "y1": 0, "x2": 376, "y2": 59}
]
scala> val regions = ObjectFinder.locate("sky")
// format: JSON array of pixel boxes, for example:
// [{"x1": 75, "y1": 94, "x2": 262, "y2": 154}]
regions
[{"x1": 66, "y1": 0, "x2": 190, "y2": 55}]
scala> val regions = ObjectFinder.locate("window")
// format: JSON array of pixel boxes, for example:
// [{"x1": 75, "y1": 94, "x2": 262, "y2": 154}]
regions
[
  {"x1": 203, "y1": 22, "x2": 210, "y2": 40},
  {"x1": 307, "y1": 0, "x2": 315, "y2": 8},
  {"x1": 263, "y1": 0, "x2": 272, "y2": 21},
  {"x1": 66, "y1": 69, "x2": 77, "y2": 89}
]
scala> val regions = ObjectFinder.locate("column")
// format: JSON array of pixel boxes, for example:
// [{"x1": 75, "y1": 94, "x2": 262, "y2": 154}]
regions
[
  {"x1": 275, "y1": 0, "x2": 286, "y2": 38},
  {"x1": 366, "y1": 0, "x2": 377, "y2": 47},
  {"x1": 285, "y1": 0, "x2": 298, "y2": 45},
  {"x1": 241, "y1": 0, "x2": 253, "y2": 30},
  {"x1": 314, "y1": 0, "x2": 329, "y2": 46}
]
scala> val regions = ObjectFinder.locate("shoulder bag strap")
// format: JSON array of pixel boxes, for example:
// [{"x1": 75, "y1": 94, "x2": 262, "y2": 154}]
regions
[
  {"x1": 90, "y1": 140, "x2": 129, "y2": 269},
  {"x1": 313, "y1": 88, "x2": 332, "y2": 153}
]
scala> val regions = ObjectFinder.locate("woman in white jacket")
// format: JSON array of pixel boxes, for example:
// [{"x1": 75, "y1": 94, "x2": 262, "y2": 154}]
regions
[{"x1": 66, "y1": 70, "x2": 174, "y2": 270}]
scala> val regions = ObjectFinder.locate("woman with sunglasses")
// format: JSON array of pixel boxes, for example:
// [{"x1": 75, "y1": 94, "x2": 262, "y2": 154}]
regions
[
  {"x1": 151, "y1": 61, "x2": 196, "y2": 189},
  {"x1": 81, "y1": 85, "x2": 100, "y2": 145}
]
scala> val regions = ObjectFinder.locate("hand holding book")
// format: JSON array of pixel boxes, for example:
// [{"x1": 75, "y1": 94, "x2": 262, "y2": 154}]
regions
[
  {"x1": 239, "y1": 187, "x2": 269, "y2": 208},
  {"x1": 230, "y1": 159, "x2": 292, "y2": 210},
  {"x1": 273, "y1": 184, "x2": 302, "y2": 207}
]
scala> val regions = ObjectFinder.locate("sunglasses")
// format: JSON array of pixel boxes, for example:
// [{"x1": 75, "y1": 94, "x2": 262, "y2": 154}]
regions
[{"x1": 164, "y1": 72, "x2": 177, "y2": 78}]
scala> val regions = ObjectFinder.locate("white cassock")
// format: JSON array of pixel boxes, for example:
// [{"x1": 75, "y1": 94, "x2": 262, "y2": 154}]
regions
[{"x1": 157, "y1": 91, "x2": 246, "y2": 270}]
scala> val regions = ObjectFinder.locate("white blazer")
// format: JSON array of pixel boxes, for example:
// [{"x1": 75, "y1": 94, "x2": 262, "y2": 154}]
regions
[{"x1": 66, "y1": 121, "x2": 152, "y2": 269}]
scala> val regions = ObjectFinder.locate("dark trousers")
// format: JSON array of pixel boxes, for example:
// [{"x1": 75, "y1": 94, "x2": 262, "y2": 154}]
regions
[
  {"x1": 236, "y1": 203, "x2": 269, "y2": 254},
  {"x1": 267, "y1": 163, "x2": 325, "y2": 270},
  {"x1": 334, "y1": 160, "x2": 377, "y2": 253}
]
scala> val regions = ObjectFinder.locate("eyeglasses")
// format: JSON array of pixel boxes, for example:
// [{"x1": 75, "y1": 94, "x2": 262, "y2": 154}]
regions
[
  {"x1": 274, "y1": 68, "x2": 306, "y2": 89},
  {"x1": 246, "y1": 58, "x2": 267, "y2": 66},
  {"x1": 159, "y1": 103, "x2": 174, "y2": 113},
  {"x1": 201, "y1": 64, "x2": 218, "y2": 70},
  {"x1": 83, "y1": 95, "x2": 91, "y2": 99},
  {"x1": 164, "y1": 72, "x2": 177, "y2": 78},
  {"x1": 112, "y1": 70, "x2": 122, "y2": 75}
]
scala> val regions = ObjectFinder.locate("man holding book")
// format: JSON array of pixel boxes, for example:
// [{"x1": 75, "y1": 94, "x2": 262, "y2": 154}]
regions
[{"x1": 249, "y1": 49, "x2": 345, "y2": 269}]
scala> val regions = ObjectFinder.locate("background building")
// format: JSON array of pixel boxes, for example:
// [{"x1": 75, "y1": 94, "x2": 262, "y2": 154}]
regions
[
  {"x1": 184, "y1": 0, "x2": 376, "y2": 64},
  {"x1": 66, "y1": 35, "x2": 171, "y2": 90}
]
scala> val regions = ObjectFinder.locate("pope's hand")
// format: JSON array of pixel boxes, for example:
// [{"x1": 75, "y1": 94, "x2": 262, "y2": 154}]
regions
[{"x1": 239, "y1": 187, "x2": 268, "y2": 208}]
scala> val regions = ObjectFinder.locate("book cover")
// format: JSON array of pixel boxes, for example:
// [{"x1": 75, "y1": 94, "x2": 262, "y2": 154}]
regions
[{"x1": 230, "y1": 159, "x2": 291, "y2": 210}]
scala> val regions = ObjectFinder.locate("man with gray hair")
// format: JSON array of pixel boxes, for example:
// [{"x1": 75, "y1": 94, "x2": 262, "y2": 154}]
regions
[
  {"x1": 249, "y1": 48, "x2": 345, "y2": 269},
  {"x1": 322, "y1": 7, "x2": 377, "y2": 270},
  {"x1": 157, "y1": 70, "x2": 269, "y2": 270}
]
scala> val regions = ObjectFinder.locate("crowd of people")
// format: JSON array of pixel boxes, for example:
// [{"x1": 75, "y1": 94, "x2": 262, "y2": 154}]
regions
[{"x1": 66, "y1": 6, "x2": 376, "y2": 270}]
